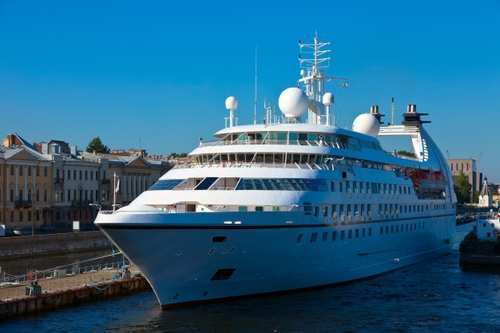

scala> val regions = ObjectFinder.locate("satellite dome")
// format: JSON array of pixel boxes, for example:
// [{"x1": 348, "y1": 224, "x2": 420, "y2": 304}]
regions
[
  {"x1": 278, "y1": 87, "x2": 308, "y2": 118},
  {"x1": 352, "y1": 113, "x2": 380, "y2": 137},
  {"x1": 225, "y1": 96, "x2": 238, "y2": 110}
]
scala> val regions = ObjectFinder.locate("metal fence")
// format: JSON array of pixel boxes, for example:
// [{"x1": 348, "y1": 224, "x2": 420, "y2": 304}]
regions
[{"x1": 0, "y1": 253, "x2": 130, "y2": 288}]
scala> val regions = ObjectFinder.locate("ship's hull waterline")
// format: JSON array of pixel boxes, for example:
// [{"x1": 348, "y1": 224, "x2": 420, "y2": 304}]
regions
[{"x1": 99, "y1": 213, "x2": 455, "y2": 307}]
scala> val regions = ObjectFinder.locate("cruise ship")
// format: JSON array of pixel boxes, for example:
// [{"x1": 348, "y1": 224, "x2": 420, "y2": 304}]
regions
[{"x1": 95, "y1": 35, "x2": 457, "y2": 308}]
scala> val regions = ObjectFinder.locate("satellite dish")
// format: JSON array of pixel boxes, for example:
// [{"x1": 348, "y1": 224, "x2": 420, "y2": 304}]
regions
[
  {"x1": 278, "y1": 87, "x2": 308, "y2": 118},
  {"x1": 352, "y1": 113, "x2": 380, "y2": 137}
]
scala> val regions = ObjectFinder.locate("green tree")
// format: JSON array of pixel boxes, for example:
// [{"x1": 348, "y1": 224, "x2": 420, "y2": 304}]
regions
[
  {"x1": 453, "y1": 172, "x2": 470, "y2": 204},
  {"x1": 86, "y1": 137, "x2": 110, "y2": 154}
]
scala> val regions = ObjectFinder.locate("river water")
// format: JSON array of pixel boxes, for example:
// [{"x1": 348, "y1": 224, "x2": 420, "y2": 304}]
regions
[{"x1": 3, "y1": 223, "x2": 500, "y2": 333}]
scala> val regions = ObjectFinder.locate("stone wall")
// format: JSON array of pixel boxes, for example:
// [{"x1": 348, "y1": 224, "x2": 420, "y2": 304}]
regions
[{"x1": 0, "y1": 231, "x2": 112, "y2": 260}]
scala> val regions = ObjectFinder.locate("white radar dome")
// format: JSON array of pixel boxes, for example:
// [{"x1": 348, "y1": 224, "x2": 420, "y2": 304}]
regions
[
  {"x1": 278, "y1": 87, "x2": 308, "y2": 118},
  {"x1": 225, "y1": 96, "x2": 238, "y2": 110},
  {"x1": 352, "y1": 113, "x2": 380, "y2": 137}
]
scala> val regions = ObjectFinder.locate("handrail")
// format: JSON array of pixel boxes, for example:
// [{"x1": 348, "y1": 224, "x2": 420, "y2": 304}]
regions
[
  {"x1": 199, "y1": 138, "x2": 341, "y2": 148},
  {"x1": 0, "y1": 253, "x2": 129, "y2": 287}
]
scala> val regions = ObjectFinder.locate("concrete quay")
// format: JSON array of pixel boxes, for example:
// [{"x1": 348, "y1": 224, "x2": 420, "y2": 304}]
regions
[{"x1": 0, "y1": 271, "x2": 150, "y2": 320}]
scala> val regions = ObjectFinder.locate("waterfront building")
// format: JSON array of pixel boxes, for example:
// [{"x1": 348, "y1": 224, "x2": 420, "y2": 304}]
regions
[
  {"x1": 1, "y1": 133, "x2": 171, "y2": 229},
  {"x1": 447, "y1": 158, "x2": 484, "y2": 198},
  {"x1": 81, "y1": 152, "x2": 171, "y2": 208},
  {"x1": 50, "y1": 155, "x2": 101, "y2": 226},
  {"x1": 0, "y1": 138, "x2": 53, "y2": 230}
]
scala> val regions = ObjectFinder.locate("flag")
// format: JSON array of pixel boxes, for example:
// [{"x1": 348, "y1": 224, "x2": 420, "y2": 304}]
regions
[{"x1": 115, "y1": 177, "x2": 120, "y2": 193}]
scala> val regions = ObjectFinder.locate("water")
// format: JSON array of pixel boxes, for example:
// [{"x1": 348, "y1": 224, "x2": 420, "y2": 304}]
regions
[{"x1": 3, "y1": 224, "x2": 500, "y2": 333}]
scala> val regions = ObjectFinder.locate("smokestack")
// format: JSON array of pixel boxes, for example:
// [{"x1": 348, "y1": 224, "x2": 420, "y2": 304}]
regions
[{"x1": 407, "y1": 104, "x2": 417, "y2": 113}]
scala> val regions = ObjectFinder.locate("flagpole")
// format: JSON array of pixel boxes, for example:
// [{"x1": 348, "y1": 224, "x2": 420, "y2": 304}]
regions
[{"x1": 113, "y1": 172, "x2": 117, "y2": 213}]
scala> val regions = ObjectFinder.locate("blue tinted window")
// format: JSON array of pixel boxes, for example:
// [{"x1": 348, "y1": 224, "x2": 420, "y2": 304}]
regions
[
  {"x1": 236, "y1": 178, "x2": 327, "y2": 191},
  {"x1": 195, "y1": 177, "x2": 218, "y2": 190},
  {"x1": 149, "y1": 179, "x2": 183, "y2": 190}
]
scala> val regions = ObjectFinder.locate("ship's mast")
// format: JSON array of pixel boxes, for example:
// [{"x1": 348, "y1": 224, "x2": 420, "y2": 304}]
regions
[{"x1": 298, "y1": 34, "x2": 347, "y2": 126}]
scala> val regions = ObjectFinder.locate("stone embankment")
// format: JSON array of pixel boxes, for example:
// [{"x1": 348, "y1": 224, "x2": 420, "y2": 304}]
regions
[
  {"x1": 0, "y1": 274, "x2": 150, "y2": 320},
  {"x1": 0, "y1": 231, "x2": 112, "y2": 260}
]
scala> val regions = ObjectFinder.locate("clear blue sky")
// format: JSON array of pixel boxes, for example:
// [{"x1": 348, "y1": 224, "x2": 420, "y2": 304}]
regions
[{"x1": 1, "y1": 1, "x2": 499, "y2": 181}]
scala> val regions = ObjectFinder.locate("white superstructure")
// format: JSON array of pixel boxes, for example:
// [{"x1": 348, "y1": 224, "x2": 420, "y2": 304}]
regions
[{"x1": 95, "y1": 35, "x2": 457, "y2": 308}]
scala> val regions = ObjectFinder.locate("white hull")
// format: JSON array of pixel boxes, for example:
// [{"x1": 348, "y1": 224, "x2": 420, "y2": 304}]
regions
[{"x1": 99, "y1": 212, "x2": 455, "y2": 307}]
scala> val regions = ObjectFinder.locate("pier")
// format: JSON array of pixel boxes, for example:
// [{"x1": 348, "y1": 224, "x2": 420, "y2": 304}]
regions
[{"x1": 0, "y1": 255, "x2": 150, "y2": 320}]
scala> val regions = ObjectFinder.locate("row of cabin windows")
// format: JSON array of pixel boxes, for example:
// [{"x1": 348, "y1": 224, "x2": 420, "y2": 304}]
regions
[
  {"x1": 193, "y1": 153, "x2": 385, "y2": 170},
  {"x1": 9, "y1": 165, "x2": 48, "y2": 177},
  {"x1": 330, "y1": 180, "x2": 413, "y2": 195},
  {"x1": 379, "y1": 222, "x2": 425, "y2": 234},
  {"x1": 306, "y1": 202, "x2": 449, "y2": 218},
  {"x1": 296, "y1": 221, "x2": 427, "y2": 244},
  {"x1": 224, "y1": 131, "x2": 381, "y2": 151},
  {"x1": 297, "y1": 227, "x2": 374, "y2": 243}
]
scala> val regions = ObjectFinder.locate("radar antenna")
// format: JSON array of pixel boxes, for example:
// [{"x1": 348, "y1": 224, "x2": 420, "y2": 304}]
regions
[{"x1": 297, "y1": 33, "x2": 348, "y2": 125}]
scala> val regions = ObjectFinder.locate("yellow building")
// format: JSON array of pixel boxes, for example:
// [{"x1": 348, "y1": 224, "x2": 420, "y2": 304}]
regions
[{"x1": 0, "y1": 145, "x2": 53, "y2": 231}]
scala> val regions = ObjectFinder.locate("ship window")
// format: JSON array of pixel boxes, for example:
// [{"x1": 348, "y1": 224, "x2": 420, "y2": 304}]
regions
[
  {"x1": 332, "y1": 231, "x2": 337, "y2": 241},
  {"x1": 330, "y1": 181, "x2": 335, "y2": 192},
  {"x1": 331, "y1": 205, "x2": 337, "y2": 218},
  {"x1": 340, "y1": 230, "x2": 345, "y2": 240},
  {"x1": 322, "y1": 232, "x2": 328, "y2": 241},
  {"x1": 195, "y1": 177, "x2": 218, "y2": 190},
  {"x1": 339, "y1": 182, "x2": 343, "y2": 192},
  {"x1": 322, "y1": 206, "x2": 328, "y2": 217},
  {"x1": 296, "y1": 234, "x2": 303, "y2": 243},
  {"x1": 304, "y1": 203, "x2": 312, "y2": 215},
  {"x1": 314, "y1": 206, "x2": 319, "y2": 217},
  {"x1": 149, "y1": 179, "x2": 183, "y2": 191},
  {"x1": 235, "y1": 178, "x2": 328, "y2": 191},
  {"x1": 212, "y1": 236, "x2": 227, "y2": 243},
  {"x1": 348, "y1": 230, "x2": 353, "y2": 239},
  {"x1": 310, "y1": 232, "x2": 318, "y2": 242},
  {"x1": 255, "y1": 206, "x2": 263, "y2": 212},
  {"x1": 380, "y1": 226, "x2": 384, "y2": 234},
  {"x1": 362, "y1": 228, "x2": 366, "y2": 237},
  {"x1": 211, "y1": 268, "x2": 235, "y2": 281},
  {"x1": 368, "y1": 228, "x2": 372, "y2": 236},
  {"x1": 355, "y1": 229, "x2": 359, "y2": 238}
]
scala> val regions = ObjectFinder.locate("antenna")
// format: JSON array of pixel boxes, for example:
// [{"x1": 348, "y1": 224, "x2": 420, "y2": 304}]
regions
[
  {"x1": 253, "y1": 46, "x2": 258, "y2": 125},
  {"x1": 391, "y1": 97, "x2": 395, "y2": 125},
  {"x1": 297, "y1": 34, "x2": 348, "y2": 125}
]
